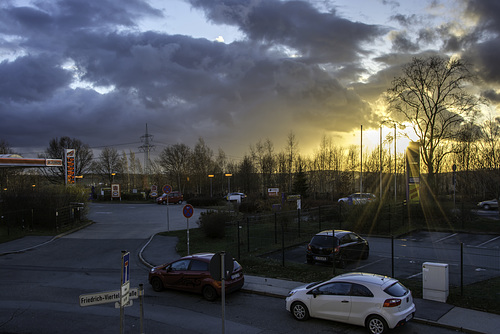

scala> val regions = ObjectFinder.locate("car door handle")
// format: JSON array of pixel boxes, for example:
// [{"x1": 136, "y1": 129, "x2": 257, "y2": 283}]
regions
[{"x1": 341, "y1": 300, "x2": 349, "y2": 303}]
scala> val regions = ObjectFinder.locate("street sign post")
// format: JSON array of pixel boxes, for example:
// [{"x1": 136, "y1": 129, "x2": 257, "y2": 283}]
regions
[
  {"x1": 183, "y1": 204, "x2": 194, "y2": 254},
  {"x1": 120, "y1": 251, "x2": 130, "y2": 334},
  {"x1": 163, "y1": 184, "x2": 172, "y2": 231}
]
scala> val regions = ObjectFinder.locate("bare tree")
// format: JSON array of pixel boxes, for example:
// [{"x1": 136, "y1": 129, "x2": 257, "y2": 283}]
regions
[
  {"x1": 191, "y1": 138, "x2": 213, "y2": 194},
  {"x1": 39, "y1": 137, "x2": 93, "y2": 184},
  {"x1": 157, "y1": 143, "x2": 192, "y2": 192},
  {"x1": 92, "y1": 147, "x2": 121, "y2": 185},
  {"x1": 386, "y1": 56, "x2": 481, "y2": 192}
]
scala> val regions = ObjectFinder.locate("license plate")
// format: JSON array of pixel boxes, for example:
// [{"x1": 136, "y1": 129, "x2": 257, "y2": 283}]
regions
[
  {"x1": 314, "y1": 256, "x2": 328, "y2": 261},
  {"x1": 231, "y1": 273, "x2": 240, "y2": 280},
  {"x1": 406, "y1": 313, "x2": 413, "y2": 322}
]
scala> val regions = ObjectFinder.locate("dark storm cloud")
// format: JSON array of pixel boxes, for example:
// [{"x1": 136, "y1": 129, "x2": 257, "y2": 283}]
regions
[
  {"x1": 3, "y1": 0, "x2": 497, "y2": 158},
  {"x1": 187, "y1": 0, "x2": 388, "y2": 63},
  {"x1": 460, "y1": 0, "x2": 500, "y2": 83},
  {"x1": 0, "y1": 54, "x2": 72, "y2": 102}
]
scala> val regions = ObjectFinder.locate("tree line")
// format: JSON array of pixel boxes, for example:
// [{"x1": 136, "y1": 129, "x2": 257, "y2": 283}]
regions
[{"x1": 2, "y1": 56, "x2": 499, "y2": 202}]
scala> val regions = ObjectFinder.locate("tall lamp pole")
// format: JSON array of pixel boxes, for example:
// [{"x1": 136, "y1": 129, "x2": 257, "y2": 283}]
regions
[
  {"x1": 208, "y1": 174, "x2": 214, "y2": 197},
  {"x1": 225, "y1": 173, "x2": 232, "y2": 194}
]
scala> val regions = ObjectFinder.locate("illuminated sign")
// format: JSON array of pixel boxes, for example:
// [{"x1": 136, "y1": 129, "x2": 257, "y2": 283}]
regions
[
  {"x1": 65, "y1": 149, "x2": 76, "y2": 185},
  {"x1": 406, "y1": 142, "x2": 420, "y2": 204}
]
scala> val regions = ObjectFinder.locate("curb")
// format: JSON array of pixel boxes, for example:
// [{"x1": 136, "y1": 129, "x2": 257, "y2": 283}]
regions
[{"x1": 0, "y1": 221, "x2": 94, "y2": 256}]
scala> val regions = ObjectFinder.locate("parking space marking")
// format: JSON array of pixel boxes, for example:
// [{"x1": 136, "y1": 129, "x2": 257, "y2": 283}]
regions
[
  {"x1": 477, "y1": 235, "x2": 500, "y2": 247},
  {"x1": 434, "y1": 233, "x2": 458, "y2": 243},
  {"x1": 407, "y1": 272, "x2": 422, "y2": 279},
  {"x1": 354, "y1": 258, "x2": 385, "y2": 270}
]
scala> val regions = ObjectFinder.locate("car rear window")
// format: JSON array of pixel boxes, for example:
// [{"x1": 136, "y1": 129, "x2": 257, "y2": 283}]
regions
[
  {"x1": 384, "y1": 281, "x2": 408, "y2": 297},
  {"x1": 311, "y1": 235, "x2": 338, "y2": 247}
]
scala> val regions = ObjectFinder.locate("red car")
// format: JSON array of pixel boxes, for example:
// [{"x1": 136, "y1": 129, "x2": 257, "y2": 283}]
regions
[
  {"x1": 156, "y1": 191, "x2": 183, "y2": 204},
  {"x1": 148, "y1": 253, "x2": 245, "y2": 301}
]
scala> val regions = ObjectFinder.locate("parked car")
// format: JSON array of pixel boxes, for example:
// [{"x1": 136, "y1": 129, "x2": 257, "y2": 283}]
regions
[
  {"x1": 226, "y1": 192, "x2": 246, "y2": 201},
  {"x1": 338, "y1": 193, "x2": 376, "y2": 205},
  {"x1": 477, "y1": 198, "x2": 498, "y2": 210},
  {"x1": 306, "y1": 230, "x2": 369, "y2": 268},
  {"x1": 148, "y1": 253, "x2": 244, "y2": 301},
  {"x1": 156, "y1": 191, "x2": 183, "y2": 204},
  {"x1": 285, "y1": 272, "x2": 416, "y2": 334}
]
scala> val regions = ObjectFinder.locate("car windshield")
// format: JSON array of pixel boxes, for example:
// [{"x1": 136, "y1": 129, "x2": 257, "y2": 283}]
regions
[{"x1": 384, "y1": 281, "x2": 408, "y2": 297}]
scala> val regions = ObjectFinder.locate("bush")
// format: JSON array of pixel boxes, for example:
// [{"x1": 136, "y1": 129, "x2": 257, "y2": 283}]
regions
[
  {"x1": 198, "y1": 210, "x2": 233, "y2": 238},
  {"x1": 188, "y1": 197, "x2": 223, "y2": 207}
]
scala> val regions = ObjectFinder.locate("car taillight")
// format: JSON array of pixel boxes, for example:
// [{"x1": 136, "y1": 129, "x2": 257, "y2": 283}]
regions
[
  {"x1": 334, "y1": 246, "x2": 340, "y2": 253},
  {"x1": 383, "y1": 298, "x2": 401, "y2": 307},
  {"x1": 307, "y1": 244, "x2": 311, "y2": 251}
]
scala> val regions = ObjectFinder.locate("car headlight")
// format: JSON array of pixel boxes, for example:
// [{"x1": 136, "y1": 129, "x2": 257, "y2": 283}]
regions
[{"x1": 287, "y1": 290, "x2": 297, "y2": 298}]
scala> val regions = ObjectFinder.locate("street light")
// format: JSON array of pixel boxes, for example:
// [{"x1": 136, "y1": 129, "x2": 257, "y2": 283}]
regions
[
  {"x1": 208, "y1": 174, "x2": 214, "y2": 197},
  {"x1": 225, "y1": 173, "x2": 232, "y2": 194}
]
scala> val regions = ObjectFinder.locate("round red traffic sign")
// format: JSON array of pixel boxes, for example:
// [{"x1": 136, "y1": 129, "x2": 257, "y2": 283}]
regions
[
  {"x1": 183, "y1": 204, "x2": 194, "y2": 218},
  {"x1": 162, "y1": 184, "x2": 172, "y2": 194}
]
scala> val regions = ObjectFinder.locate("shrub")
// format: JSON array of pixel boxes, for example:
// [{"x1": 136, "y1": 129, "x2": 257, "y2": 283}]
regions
[{"x1": 198, "y1": 210, "x2": 233, "y2": 238}]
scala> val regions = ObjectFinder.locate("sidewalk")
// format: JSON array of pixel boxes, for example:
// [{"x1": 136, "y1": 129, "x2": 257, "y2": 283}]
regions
[{"x1": 2, "y1": 234, "x2": 500, "y2": 334}]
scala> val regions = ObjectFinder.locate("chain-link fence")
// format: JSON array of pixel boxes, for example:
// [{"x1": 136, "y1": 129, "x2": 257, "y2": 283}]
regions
[{"x1": 223, "y1": 204, "x2": 500, "y2": 294}]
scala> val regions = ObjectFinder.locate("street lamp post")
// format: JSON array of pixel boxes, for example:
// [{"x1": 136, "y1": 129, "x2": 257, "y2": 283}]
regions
[
  {"x1": 208, "y1": 175, "x2": 214, "y2": 197},
  {"x1": 225, "y1": 173, "x2": 232, "y2": 194}
]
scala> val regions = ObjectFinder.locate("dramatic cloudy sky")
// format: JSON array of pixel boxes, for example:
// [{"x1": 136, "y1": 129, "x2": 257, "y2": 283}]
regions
[{"x1": 1, "y1": 0, "x2": 499, "y2": 161}]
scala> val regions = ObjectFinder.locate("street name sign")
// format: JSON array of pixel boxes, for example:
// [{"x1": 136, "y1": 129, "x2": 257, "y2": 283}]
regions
[{"x1": 79, "y1": 288, "x2": 141, "y2": 307}]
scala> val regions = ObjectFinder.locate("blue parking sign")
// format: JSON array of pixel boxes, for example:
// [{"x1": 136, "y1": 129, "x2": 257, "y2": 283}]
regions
[{"x1": 122, "y1": 252, "x2": 130, "y2": 284}]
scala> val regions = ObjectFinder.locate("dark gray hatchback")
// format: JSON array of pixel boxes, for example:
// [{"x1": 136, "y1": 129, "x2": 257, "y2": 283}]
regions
[{"x1": 306, "y1": 230, "x2": 369, "y2": 268}]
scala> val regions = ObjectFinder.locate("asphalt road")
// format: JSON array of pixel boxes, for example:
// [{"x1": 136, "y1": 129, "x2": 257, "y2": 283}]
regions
[{"x1": 0, "y1": 203, "x2": 477, "y2": 333}]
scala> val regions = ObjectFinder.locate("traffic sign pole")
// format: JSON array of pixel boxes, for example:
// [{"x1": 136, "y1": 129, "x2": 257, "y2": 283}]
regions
[
  {"x1": 163, "y1": 185, "x2": 172, "y2": 232},
  {"x1": 221, "y1": 251, "x2": 226, "y2": 334},
  {"x1": 183, "y1": 205, "x2": 194, "y2": 255}
]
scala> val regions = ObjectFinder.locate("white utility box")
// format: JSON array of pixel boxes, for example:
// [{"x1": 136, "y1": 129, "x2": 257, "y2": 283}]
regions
[{"x1": 422, "y1": 262, "x2": 449, "y2": 302}]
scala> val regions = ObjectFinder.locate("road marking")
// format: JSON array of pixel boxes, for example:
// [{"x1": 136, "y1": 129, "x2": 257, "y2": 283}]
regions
[
  {"x1": 477, "y1": 236, "x2": 500, "y2": 247},
  {"x1": 434, "y1": 233, "x2": 458, "y2": 243},
  {"x1": 355, "y1": 258, "x2": 385, "y2": 270},
  {"x1": 407, "y1": 272, "x2": 422, "y2": 279}
]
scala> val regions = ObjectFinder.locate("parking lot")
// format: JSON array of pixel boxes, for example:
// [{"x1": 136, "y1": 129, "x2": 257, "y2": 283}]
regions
[{"x1": 266, "y1": 230, "x2": 500, "y2": 286}]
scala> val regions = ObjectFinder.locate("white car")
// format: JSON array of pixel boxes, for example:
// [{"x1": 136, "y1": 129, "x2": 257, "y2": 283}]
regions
[
  {"x1": 338, "y1": 193, "x2": 376, "y2": 205},
  {"x1": 285, "y1": 273, "x2": 415, "y2": 334}
]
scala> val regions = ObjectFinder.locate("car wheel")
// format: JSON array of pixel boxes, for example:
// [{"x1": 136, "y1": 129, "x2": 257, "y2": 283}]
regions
[
  {"x1": 484, "y1": 204, "x2": 490, "y2": 210},
  {"x1": 202, "y1": 285, "x2": 217, "y2": 301},
  {"x1": 291, "y1": 302, "x2": 310, "y2": 321},
  {"x1": 151, "y1": 277, "x2": 164, "y2": 292},
  {"x1": 366, "y1": 315, "x2": 388, "y2": 334}
]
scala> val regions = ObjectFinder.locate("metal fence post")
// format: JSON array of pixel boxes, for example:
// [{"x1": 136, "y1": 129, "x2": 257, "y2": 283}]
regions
[
  {"x1": 391, "y1": 235, "x2": 395, "y2": 277},
  {"x1": 281, "y1": 222, "x2": 285, "y2": 267},
  {"x1": 246, "y1": 217, "x2": 250, "y2": 253},
  {"x1": 461, "y1": 242, "x2": 464, "y2": 296},
  {"x1": 318, "y1": 206, "x2": 321, "y2": 231},
  {"x1": 237, "y1": 220, "x2": 241, "y2": 261},
  {"x1": 297, "y1": 209, "x2": 301, "y2": 238},
  {"x1": 274, "y1": 212, "x2": 277, "y2": 244}
]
